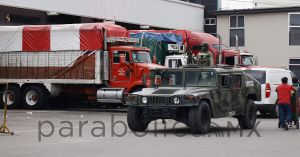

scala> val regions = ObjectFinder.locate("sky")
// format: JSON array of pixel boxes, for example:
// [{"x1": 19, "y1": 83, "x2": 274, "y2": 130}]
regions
[{"x1": 221, "y1": 0, "x2": 300, "y2": 10}]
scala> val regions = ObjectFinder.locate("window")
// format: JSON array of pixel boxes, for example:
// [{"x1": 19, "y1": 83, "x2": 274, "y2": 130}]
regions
[
  {"x1": 168, "y1": 59, "x2": 182, "y2": 68},
  {"x1": 220, "y1": 75, "x2": 230, "y2": 88},
  {"x1": 289, "y1": 13, "x2": 300, "y2": 45},
  {"x1": 205, "y1": 18, "x2": 216, "y2": 25},
  {"x1": 230, "y1": 16, "x2": 245, "y2": 47},
  {"x1": 113, "y1": 51, "x2": 130, "y2": 63},
  {"x1": 233, "y1": 75, "x2": 242, "y2": 88},
  {"x1": 161, "y1": 71, "x2": 183, "y2": 86},
  {"x1": 289, "y1": 58, "x2": 300, "y2": 78},
  {"x1": 244, "y1": 70, "x2": 266, "y2": 84},
  {"x1": 185, "y1": 71, "x2": 217, "y2": 87}
]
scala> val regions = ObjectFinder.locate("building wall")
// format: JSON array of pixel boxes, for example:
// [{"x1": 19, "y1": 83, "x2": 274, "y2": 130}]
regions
[
  {"x1": 0, "y1": 0, "x2": 204, "y2": 32},
  {"x1": 217, "y1": 12, "x2": 300, "y2": 68},
  {"x1": 0, "y1": 5, "x2": 47, "y2": 25},
  {"x1": 253, "y1": 0, "x2": 300, "y2": 8}
]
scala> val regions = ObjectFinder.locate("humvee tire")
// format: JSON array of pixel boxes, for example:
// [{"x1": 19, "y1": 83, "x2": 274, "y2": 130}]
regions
[
  {"x1": 127, "y1": 106, "x2": 148, "y2": 131},
  {"x1": 238, "y1": 100, "x2": 257, "y2": 129},
  {"x1": 189, "y1": 101, "x2": 211, "y2": 134}
]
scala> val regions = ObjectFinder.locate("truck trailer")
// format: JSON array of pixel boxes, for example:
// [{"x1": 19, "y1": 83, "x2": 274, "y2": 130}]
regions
[{"x1": 0, "y1": 23, "x2": 161, "y2": 109}]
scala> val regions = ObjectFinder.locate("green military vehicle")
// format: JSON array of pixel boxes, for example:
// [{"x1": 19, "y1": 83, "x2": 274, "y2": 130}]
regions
[{"x1": 126, "y1": 66, "x2": 261, "y2": 134}]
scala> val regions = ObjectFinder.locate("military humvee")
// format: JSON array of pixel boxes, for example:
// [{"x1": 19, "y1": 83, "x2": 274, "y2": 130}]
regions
[{"x1": 126, "y1": 66, "x2": 261, "y2": 134}]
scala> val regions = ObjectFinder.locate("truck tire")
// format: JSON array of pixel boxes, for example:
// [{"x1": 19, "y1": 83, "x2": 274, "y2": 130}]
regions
[
  {"x1": 22, "y1": 85, "x2": 49, "y2": 109},
  {"x1": 0, "y1": 85, "x2": 21, "y2": 109},
  {"x1": 238, "y1": 100, "x2": 257, "y2": 129},
  {"x1": 127, "y1": 106, "x2": 148, "y2": 131},
  {"x1": 188, "y1": 101, "x2": 211, "y2": 134}
]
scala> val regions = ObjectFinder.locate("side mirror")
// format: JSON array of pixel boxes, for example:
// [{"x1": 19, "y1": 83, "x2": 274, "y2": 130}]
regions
[
  {"x1": 119, "y1": 54, "x2": 126, "y2": 65},
  {"x1": 152, "y1": 56, "x2": 157, "y2": 64}
]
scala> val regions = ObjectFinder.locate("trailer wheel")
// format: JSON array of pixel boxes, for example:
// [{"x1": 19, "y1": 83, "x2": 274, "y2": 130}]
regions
[
  {"x1": 238, "y1": 100, "x2": 257, "y2": 129},
  {"x1": 188, "y1": 101, "x2": 211, "y2": 134},
  {"x1": 0, "y1": 85, "x2": 21, "y2": 109},
  {"x1": 127, "y1": 106, "x2": 148, "y2": 131},
  {"x1": 22, "y1": 85, "x2": 48, "y2": 109}
]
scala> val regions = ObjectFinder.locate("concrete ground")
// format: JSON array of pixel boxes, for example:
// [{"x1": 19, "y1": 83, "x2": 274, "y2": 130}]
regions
[{"x1": 0, "y1": 109, "x2": 299, "y2": 157}]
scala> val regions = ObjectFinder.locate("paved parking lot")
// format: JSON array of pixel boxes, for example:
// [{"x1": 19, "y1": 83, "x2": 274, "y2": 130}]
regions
[{"x1": 0, "y1": 109, "x2": 299, "y2": 157}]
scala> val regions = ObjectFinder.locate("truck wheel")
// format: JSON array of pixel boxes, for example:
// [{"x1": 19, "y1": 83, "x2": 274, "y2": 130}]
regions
[
  {"x1": 127, "y1": 106, "x2": 148, "y2": 131},
  {"x1": 188, "y1": 101, "x2": 211, "y2": 134},
  {"x1": 0, "y1": 85, "x2": 21, "y2": 109},
  {"x1": 238, "y1": 100, "x2": 257, "y2": 129},
  {"x1": 22, "y1": 85, "x2": 49, "y2": 109}
]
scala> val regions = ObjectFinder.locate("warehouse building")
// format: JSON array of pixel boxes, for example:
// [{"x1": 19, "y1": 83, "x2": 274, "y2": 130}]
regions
[{"x1": 0, "y1": 0, "x2": 204, "y2": 32}]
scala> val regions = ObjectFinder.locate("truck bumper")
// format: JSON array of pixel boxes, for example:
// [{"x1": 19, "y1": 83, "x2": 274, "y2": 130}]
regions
[{"x1": 97, "y1": 88, "x2": 125, "y2": 103}]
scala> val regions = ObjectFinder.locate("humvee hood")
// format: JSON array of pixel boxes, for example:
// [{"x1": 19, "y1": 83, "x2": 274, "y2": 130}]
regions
[{"x1": 141, "y1": 87, "x2": 212, "y2": 96}]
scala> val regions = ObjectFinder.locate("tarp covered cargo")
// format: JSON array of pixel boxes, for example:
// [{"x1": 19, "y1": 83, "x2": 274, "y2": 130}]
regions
[
  {"x1": 0, "y1": 23, "x2": 129, "y2": 52},
  {"x1": 130, "y1": 30, "x2": 190, "y2": 47},
  {"x1": 130, "y1": 32, "x2": 183, "y2": 65}
]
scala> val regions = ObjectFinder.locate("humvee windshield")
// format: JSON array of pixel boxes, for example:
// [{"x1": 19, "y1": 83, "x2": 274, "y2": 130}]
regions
[
  {"x1": 154, "y1": 70, "x2": 217, "y2": 87},
  {"x1": 185, "y1": 71, "x2": 217, "y2": 87},
  {"x1": 161, "y1": 71, "x2": 183, "y2": 86}
]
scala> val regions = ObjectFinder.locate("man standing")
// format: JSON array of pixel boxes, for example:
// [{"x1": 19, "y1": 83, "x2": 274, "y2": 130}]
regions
[
  {"x1": 276, "y1": 77, "x2": 296, "y2": 130},
  {"x1": 291, "y1": 77, "x2": 299, "y2": 126}
]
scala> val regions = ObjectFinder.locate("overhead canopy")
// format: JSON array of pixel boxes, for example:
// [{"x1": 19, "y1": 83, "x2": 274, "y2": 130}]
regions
[{"x1": 0, "y1": 23, "x2": 129, "y2": 52}]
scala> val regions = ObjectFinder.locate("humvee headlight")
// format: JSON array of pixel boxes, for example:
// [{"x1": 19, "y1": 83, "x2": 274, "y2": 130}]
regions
[
  {"x1": 173, "y1": 97, "x2": 180, "y2": 104},
  {"x1": 142, "y1": 97, "x2": 148, "y2": 104}
]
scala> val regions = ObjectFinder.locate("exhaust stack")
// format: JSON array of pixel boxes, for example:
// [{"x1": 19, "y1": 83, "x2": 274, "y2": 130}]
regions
[{"x1": 217, "y1": 34, "x2": 222, "y2": 64}]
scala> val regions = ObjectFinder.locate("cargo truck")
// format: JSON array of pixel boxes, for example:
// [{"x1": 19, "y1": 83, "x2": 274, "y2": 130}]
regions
[
  {"x1": 0, "y1": 23, "x2": 162, "y2": 109},
  {"x1": 131, "y1": 30, "x2": 255, "y2": 67}
]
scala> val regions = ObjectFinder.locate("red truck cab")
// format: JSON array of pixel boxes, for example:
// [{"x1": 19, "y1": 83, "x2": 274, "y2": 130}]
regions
[
  {"x1": 97, "y1": 46, "x2": 163, "y2": 104},
  {"x1": 109, "y1": 46, "x2": 161, "y2": 92}
]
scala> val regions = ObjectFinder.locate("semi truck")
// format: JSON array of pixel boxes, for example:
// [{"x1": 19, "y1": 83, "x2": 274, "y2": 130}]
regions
[
  {"x1": 131, "y1": 30, "x2": 255, "y2": 68},
  {"x1": 0, "y1": 23, "x2": 162, "y2": 109}
]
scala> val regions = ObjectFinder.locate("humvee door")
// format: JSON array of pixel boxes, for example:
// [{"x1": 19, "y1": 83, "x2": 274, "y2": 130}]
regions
[
  {"x1": 231, "y1": 73, "x2": 244, "y2": 109},
  {"x1": 218, "y1": 74, "x2": 232, "y2": 111}
]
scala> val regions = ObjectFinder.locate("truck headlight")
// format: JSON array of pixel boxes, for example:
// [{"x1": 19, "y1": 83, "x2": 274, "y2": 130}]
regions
[
  {"x1": 142, "y1": 97, "x2": 148, "y2": 104},
  {"x1": 173, "y1": 97, "x2": 180, "y2": 104}
]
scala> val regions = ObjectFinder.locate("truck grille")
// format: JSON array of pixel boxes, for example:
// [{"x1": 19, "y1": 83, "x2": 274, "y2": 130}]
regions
[{"x1": 148, "y1": 96, "x2": 170, "y2": 105}]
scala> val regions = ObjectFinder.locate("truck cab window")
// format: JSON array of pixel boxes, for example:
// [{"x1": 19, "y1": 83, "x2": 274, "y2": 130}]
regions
[
  {"x1": 132, "y1": 51, "x2": 151, "y2": 63},
  {"x1": 225, "y1": 57, "x2": 234, "y2": 65},
  {"x1": 113, "y1": 51, "x2": 130, "y2": 63},
  {"x1": 168, "y1": 59, "x2": 182, "y2": 68}
]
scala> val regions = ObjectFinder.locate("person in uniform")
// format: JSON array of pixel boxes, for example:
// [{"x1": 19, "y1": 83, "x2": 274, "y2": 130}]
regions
[{"x1": 195, "y1": 42, "x2": 214, "y2": 66}]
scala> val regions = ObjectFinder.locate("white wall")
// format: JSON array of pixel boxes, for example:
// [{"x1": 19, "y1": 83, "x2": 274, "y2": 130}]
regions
[
  {"x1": 217, "y1": 12, "x2": 300, "y2": 68},
  {"x1": 253, "y1": 0, "x2": 300, "y2": 8},
  {"x1": 221, "y1": 0, "x2": 253, "y2": 10},
  {"x1": 0, "y1": 0, "x2": 204, "y2": 32}
]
